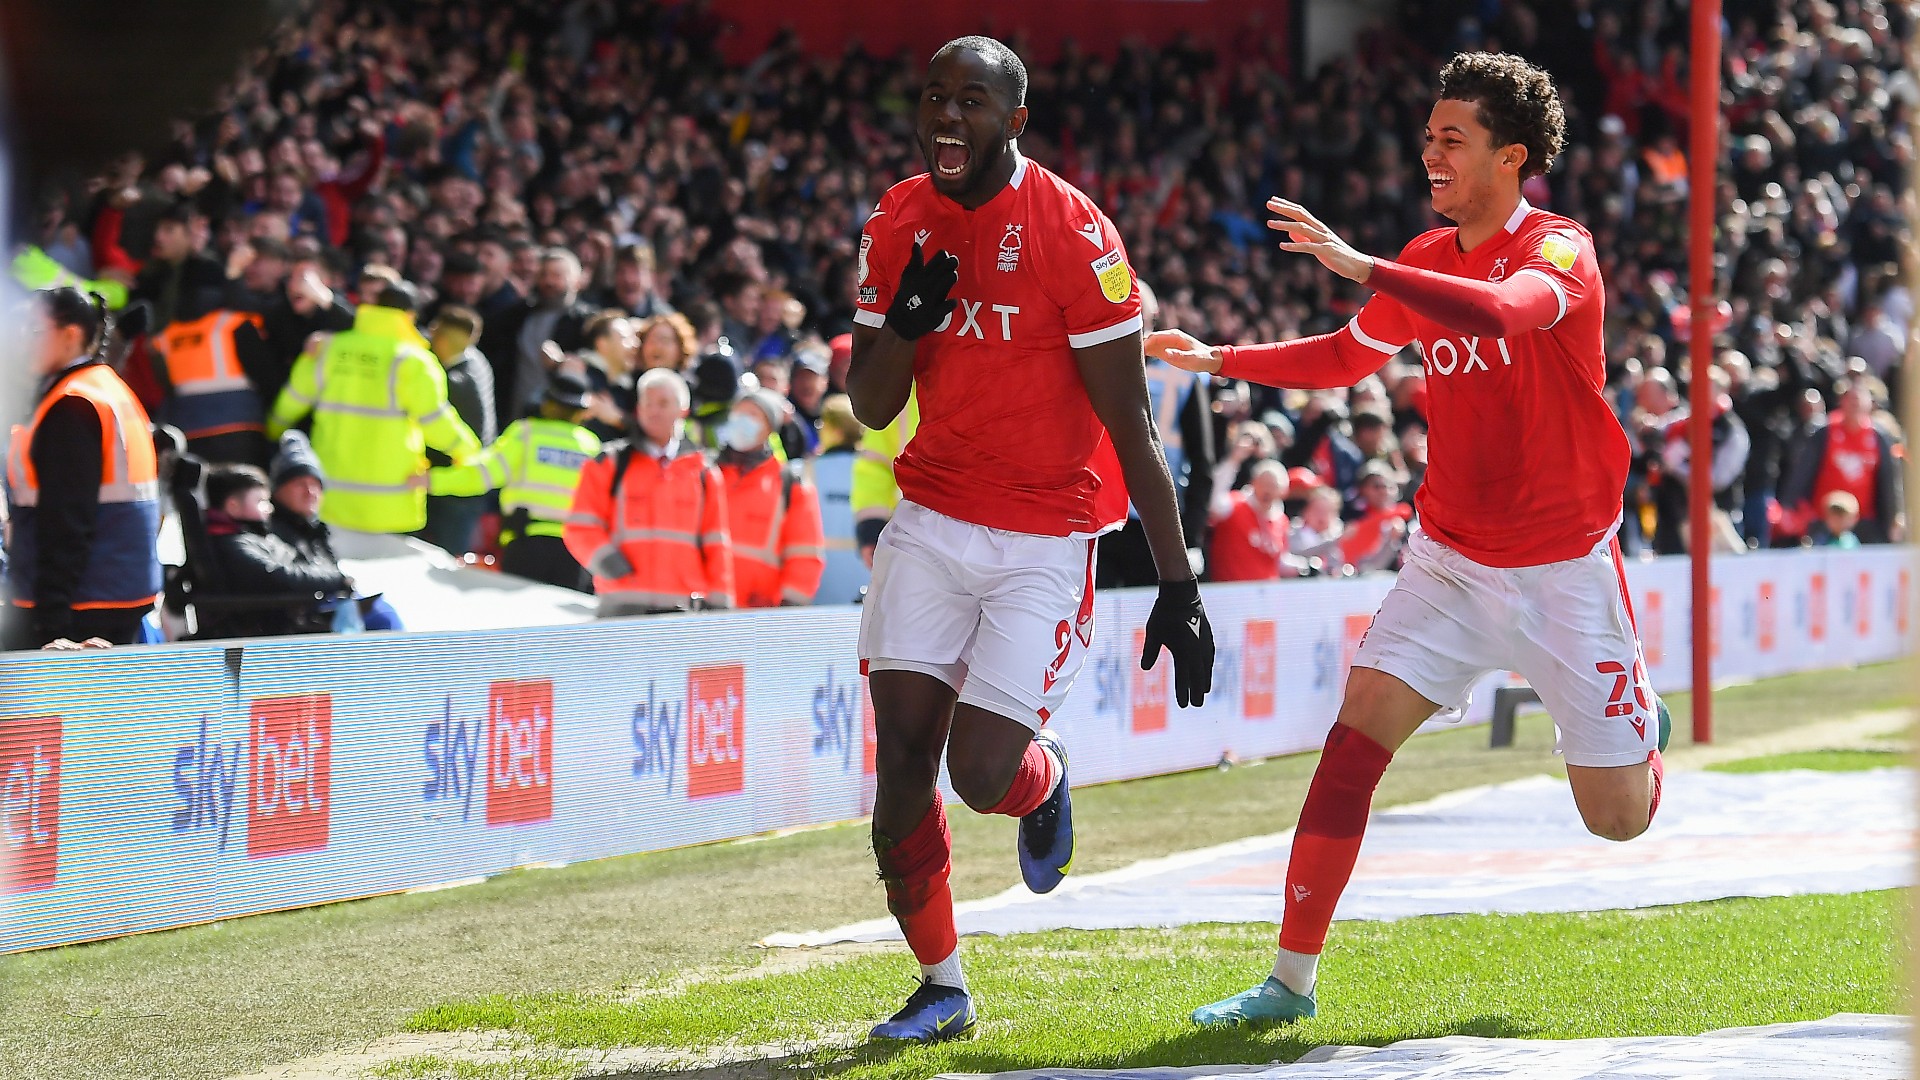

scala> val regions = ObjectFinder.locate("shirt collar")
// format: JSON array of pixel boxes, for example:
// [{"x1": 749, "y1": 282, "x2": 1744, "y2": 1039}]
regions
[
  {"x1": 39, "y1": 354, "x2": 95, "y2": 396},
  {"x1": 1008, "y1": 149, "x2": 1029, "y2": 190},
  {"x1": 1502, "y1": 199, "x2": 1535, "y2": 235}
]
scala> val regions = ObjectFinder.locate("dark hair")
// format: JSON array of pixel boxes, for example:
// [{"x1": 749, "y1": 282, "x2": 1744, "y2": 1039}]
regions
[
  {"x1": 615, "y1": 242, "x2": 655, "y2": 271},
  {"x1": 711, "y1": 271, "x2": 755, "y2": 303},
  {"x1": 206, "y1": 463, "x2": 269, "y2": 508},
  {"x1": 431, "y1": 304, "x2": 482, "y2": 338},
  {"x1": 934, "y1": 36, "x2": 1028, "y2": 106},
  {"x1": 371, "y1": 281, "x2": 419, "y2": 313},
  {"x1": 1435, "y1": 52, "x2": 1567, "y2": 180},
  {"x1": 36, "y1": 287, "x2": 109, "y2": 356},
  {"x1": 1351, "y1": 410, "x2": 1391, "y2": 433}
]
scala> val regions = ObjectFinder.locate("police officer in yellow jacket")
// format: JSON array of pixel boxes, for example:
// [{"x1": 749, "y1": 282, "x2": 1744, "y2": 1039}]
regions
[
  {"x1": 430, "y1": 371, "x2": 602, "y2": 592},
  {"x1": 6, "y1": 289, "x2": 162, "y2": 649},
  {"x1": 266, "y1": 282, "x2": 481, "y2": 536}
]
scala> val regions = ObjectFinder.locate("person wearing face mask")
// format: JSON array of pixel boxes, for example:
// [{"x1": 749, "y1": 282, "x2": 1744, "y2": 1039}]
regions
[
  {"x1": 564, "y1": 368, "x2": 733, "y2": 616},
  {"x1": 6, "y1": 288, "x2": 163, "y2": 650},
  {"x1": 717, "y1": 389, "x2": 825, "y2": 607}
]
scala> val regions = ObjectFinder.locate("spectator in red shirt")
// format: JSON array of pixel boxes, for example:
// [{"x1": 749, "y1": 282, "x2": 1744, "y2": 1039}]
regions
[
  {"x1": 1338, "y1": 463, "x2": 1411, "y2": 573},
  {"x1": 1781, "y1": 378, "x2": 1906, "y2": 543},
  {"x1": 1209, "y1": 460, "x2": 1295, "y2": 582}
]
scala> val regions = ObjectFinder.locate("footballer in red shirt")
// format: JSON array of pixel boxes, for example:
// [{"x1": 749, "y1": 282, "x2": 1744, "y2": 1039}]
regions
[
  {"x1": 846, "y1": 36, "x2": 1216, "y2": 1042},
  {"x1": 1152, "y1": 53, "x2": 1670, "y2": 1028}
]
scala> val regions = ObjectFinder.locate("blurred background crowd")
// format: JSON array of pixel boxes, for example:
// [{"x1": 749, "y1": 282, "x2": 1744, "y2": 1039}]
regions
[{"x1": 8, "y1": 0, "x2": 1912, "y2": 644}]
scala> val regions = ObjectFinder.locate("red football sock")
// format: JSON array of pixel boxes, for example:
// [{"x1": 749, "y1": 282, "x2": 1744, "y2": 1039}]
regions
[
  {"x1": 1278, "y1": 724, "x2": 1395, "y2": 955},
  {"x1": 875, "y1": 795, "x2": 956, "y2": 965},
  {"x1": 982, "y1": 738, "x2": 1060, "y2": 817},
  {"x1": 1647, "y1": 749, "x2": 1664, "y2": 824}
]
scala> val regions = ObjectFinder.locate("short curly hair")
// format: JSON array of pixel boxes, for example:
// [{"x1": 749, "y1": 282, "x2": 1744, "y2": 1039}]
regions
[{"x1": 1436, "y1": 52, "x2": 1567, "y2": 180}]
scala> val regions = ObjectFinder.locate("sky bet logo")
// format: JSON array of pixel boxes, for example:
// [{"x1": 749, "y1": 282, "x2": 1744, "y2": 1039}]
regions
[
  {"x1": 423, "y1": 680, "x2": 555, "y2": 827},
  {"x1": 173, "y1": 716, "x2": 244, "y2": 850},
  {"x1": 0, "y1": 716, "x2": 62, "y2": 892},
  {"x1": 811, "y1": 664, "x2": 875, "y2": 774},
  {"x1": 247, "y1": 695, "x2": 332, "y2": 859},
  {"x1": 633, "y1": 665, "x2": 747, "y2": 799}
]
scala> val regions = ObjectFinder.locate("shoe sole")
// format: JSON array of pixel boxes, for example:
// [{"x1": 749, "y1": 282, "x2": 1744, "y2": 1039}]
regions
[
  {"x1": 1192, "y1": 1010, "x2": 1311, "y2": 1029},
  {"x1": 869, "y1": 1018, "x2": 977, "y2": 1043}
]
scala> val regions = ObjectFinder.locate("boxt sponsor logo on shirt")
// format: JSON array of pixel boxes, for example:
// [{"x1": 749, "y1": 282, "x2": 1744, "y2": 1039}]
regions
[
  {"x1": 0, "y1": 716, "x2": 61, "y2": 892},
  {"x1": 248, "y1": 695, "x2": 331, "y2": 859}
]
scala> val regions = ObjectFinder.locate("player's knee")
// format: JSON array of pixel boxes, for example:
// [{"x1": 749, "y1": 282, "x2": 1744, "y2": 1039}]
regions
[
  {"x1": 947, "y1": 759, "x2": 1014, "y2": 813},
  {"x1": 1580, "y1": 806, "x2": 1649, "y2": 842},
  {"x1": 874, "y1": 734, "x2": 943, "y2": 790}
]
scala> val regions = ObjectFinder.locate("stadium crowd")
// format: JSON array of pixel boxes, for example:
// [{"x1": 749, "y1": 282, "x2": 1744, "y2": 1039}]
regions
[{"x1": 6, "y1": 0, "x2": 1912, "y2": 645}]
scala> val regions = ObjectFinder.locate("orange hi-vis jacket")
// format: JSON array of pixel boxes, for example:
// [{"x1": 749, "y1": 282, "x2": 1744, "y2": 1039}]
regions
[
  {"x1": 564, "y1": 438, "x2": 734, "y2": 612},
  {"x1": 720, "y1": 455, "x2": 825, "y2": 607},
  {"x1": 6, "y1": 364, "x2": 163, "y2": 611},
  {"x1": 152, "y1": 310, "x2": 265, "y2": 440}
]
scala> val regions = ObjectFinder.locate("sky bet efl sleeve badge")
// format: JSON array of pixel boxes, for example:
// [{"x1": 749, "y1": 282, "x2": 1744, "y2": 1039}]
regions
[
  {"x1": 1092, "y1": 250, "x2": 1132, "y2": 304},
  {"x1": 1541, "y1": 232, "x2": 1580, "y2": 272}
]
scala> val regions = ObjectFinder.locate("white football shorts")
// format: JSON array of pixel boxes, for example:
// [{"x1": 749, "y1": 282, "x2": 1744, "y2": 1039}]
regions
[
  {"x1": 859, "y1": 500, "x2": 1097, "y2": 730},
  {"x1": 1353, "y1": 526, "x2": 1660, "y2": 767}
]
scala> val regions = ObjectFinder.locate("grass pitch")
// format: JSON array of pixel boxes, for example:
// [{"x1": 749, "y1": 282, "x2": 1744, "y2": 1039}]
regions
[
  {"x1": 1705, "y1": 748, "x2": 1908, "y2": 773},
  {"x1": 397, "y1": 891, "x2": 1903, "y2": 1080},
  {"x1": 1, "y1": 662, "x2": 1910, "y2": 1080}
]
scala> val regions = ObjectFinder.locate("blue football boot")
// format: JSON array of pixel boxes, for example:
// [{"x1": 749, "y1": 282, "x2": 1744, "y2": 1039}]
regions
[
  {"x1": 1018, "y1": 729, "x2": 1074, "y2": 893},
  {"x1": 1191, "y1": 976, "x2": 1317, "y2": 1028},
  {"x1": 869, "y1": 980, "x2": 976, "y2": 1042}
]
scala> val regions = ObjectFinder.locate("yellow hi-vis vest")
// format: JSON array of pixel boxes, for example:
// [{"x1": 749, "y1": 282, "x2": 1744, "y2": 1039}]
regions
[
  {"x1": 267, "y1": 306, "x2": 481, "y2": 534},
  {"x1": 850, "y1": 388, "x2": 918, "y2": 529},
  {"x1": 430, "y1": 416, "x2": 603, "y2": 541}
]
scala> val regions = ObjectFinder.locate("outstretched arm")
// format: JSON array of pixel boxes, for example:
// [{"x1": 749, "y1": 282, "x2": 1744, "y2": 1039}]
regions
[
  {"x1": 1267, "y1": 196, "x2": 1563, "y2": 338},
  {"x1": 1147, "y1": 321, "x2": 1398, "y2": 390}
]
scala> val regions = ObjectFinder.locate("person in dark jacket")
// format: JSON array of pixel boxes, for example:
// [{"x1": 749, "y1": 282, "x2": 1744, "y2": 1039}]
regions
[
  {"x1": 421, "y1": 306, "x2": 498, "y2": 554},
  {"x1": 478, "y1": 248, "x2": 595, "y2": 420},
  {"x1": 130, "y1": 201, "x2": 228, "y2": 333},
  {"x1": 200, "y1": 463, "x2": 347, "y2": 638},
  {"x1": 268, "y1": 434, "x2": 404, "y2": 631},
  {"x1": 258, "y1": 254, "x2": 354, "y2": 405}
]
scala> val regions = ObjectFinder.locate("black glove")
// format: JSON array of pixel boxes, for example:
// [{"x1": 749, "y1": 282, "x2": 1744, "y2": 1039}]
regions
[
  {"x1": 1140, "y1": 577, "x2": 1215, "y2": 708},
  {"x1": 885, "y1": 242, "x2": 959, "y2": 341}
]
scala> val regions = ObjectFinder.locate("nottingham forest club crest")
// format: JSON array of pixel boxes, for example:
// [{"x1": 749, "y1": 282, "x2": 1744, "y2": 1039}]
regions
[{"x1": 998, "y1": 224, "x2": 1023, "y2": 272}]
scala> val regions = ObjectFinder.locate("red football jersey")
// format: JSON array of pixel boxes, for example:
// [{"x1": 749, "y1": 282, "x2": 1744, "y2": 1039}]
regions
[
  {"x1": 1341, "y1": 201, "x2": 1626, "y2": 567},
  {"x1": 1815, "y1": 414, "x2": 1882, "y2": 521},
  {"x1": 854, "y1": 155, "x2": 1143, "y2": 537}
]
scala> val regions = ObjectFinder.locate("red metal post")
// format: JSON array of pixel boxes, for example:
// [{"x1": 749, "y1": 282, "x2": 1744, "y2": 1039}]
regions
[{"x1": 1687, "y1": 0, "x2": 1723, "y2": 744}]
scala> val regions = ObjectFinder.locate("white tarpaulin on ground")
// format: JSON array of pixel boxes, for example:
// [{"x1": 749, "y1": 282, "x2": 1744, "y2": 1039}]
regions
[
  {"x1": 938, "y1": 1014, "x2": 1907, "y2": 1080},
  {"x1": 766, "y1": 768, "x2": 1913, "y2": 947}
]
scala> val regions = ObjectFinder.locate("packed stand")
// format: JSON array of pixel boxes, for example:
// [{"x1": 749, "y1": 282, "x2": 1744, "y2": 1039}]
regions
[{"x1": 7, "y1": 0, "x2": 1910, "y2": 646}]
